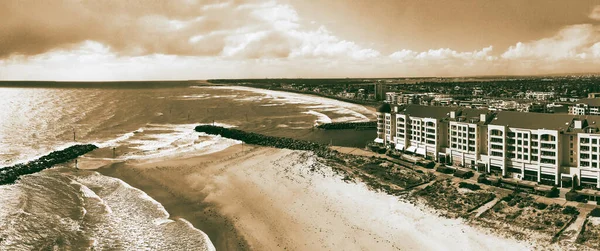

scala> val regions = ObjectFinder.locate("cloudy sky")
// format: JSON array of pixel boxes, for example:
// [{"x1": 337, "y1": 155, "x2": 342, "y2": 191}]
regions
[{"x1": 1, "y1": 0, "x2": 600, "y2": 80}]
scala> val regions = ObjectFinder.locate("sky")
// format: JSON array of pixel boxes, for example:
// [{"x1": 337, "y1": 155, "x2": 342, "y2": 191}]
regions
[{"x1": 1, "y1": 0, "x2": 600, "y2": 80}]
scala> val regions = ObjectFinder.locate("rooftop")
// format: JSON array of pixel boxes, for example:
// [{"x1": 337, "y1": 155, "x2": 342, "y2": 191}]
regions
[
  {"x1": 490, "y1": 111, "x2": 577, "y2": 131},
  {"x1": 575, "y1": 98, "x2": 600, "y2": 106},
  {"x1": 401, "y1": 105, "x2": 457, "y2": 120}
]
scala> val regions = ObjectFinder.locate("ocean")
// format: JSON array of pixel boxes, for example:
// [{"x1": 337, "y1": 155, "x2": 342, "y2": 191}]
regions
[{"x1": 0, "y1": 84, "x2": 376, "y2": 250}]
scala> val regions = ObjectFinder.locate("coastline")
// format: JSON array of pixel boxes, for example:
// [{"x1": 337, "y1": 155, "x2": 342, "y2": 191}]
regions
[
  {"x1": 97, "y1": 144, "x2": 252, "y2": 251},
  {"x1": 92, "y1": 142, "x2": 534, "y2": 250}
]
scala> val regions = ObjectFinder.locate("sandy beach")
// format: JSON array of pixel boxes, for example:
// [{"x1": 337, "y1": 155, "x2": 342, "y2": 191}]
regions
[{"x1": 92, "y1": 144, "x2": 532, "y2": 251}]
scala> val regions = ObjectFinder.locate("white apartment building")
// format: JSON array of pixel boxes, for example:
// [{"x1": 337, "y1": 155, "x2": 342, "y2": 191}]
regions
[
  {"x1": 570, "y1": 98, "x2": 600, "y2": 115},
  {"x1": 484, "y1": 112, "x2": 578, "y2": 186},
  {"x1": 393, "y1": 106, "x2": 453, "y2": 160},
  {"x1": 445, "y1": 109, "x2": 491, "y2": 169},
  {"x1": 375, "y1": 104, "x2": 600, "y2": 188}
]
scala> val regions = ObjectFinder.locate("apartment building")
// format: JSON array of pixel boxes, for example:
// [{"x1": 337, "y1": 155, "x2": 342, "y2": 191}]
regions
[
  {"x1": 570, "y1": 98, "x2": 600, "y2": 115},
  {"x1": 485, "y1": 112, "x2": 575, "y2": 186},
  {"x1": 444, "y1": 109, "x2": 493, "y2": 170},
  {"x1": 394, "y1": 106, "x2": 453, "y2": 160},
  {"x1": 375, "y1": 104, "x2": 600, "y2": 188}
]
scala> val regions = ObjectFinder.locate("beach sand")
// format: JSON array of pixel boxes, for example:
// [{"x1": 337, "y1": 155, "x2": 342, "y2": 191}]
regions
[{"x1": 95, "y1": 144, "x2": 531, "y2": 251}]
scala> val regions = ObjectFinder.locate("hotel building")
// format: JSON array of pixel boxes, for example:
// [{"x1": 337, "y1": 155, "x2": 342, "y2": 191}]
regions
[{"x1": 375, "y1": 104, "x2": 600, "y2": 188}]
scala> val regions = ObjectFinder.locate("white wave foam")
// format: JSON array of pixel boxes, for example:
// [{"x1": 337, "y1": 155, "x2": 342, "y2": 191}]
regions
[
  {"x1": 302, "y1": 110, "x2": 332, "y2": 125},
  {"x1": 205, "y1": 86, "x2": 375, "y2": 123},
  {"x1": 72, "y1": 172, "x2": 215, "y2": 250},
  {"x1": 97, "y1": 128, "x2": 142, "y2": 148},
  {"x1": 97, "y1": 123, "x2": 241, "y2": 161},
  {"x1": 179, "y1": 218, "x2": 217, "y2": 251}
]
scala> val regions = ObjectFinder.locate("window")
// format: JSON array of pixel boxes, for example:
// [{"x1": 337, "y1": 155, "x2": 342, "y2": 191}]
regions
[
  {"x1": 468, "y1": 147, "x2": 475, "y2": 152},
  {"x1": 491, "y1": 144, "x2": 503, "y2": 150},
  {"x1": 532, "y1": 134, "x2": 538, "y2": 140},
  {"x1": 490, "y1": 129, "x2": 503, "y2": 136},
  {"x1": 582, "y1": 138, "x2": 590, "y2": 144},
  {"x1": 540, "y1": 158, "x2": 556, "y2": 164},
  {"x1": 581, "y1": 153, "x2": 590, "y2": 159},
  {"x1": 581, "y1": 161, "x2": 590, "y2": 167},
  {"x1": 582, "y1": 146, "x2": 590, "y2": 151},
  {"x1": 508, "y1": 153, "x2": 516, "y2": 158},
  {"x1": 508, "y1": 132, "x2": 515, "y2": 137},
  {"x1": 491, "y1": 151, "x2": 503, "y2": 157},
  {"x1": 531, "y1": 156, "x2": 538, "y2": 161},
  {"x1": 541, "y1": 143, "x2": 556, "y2": 149},
  {"x1": 594, "y1": 139, "x2": 598, "y2": 144},
  {"x1": 532, "y1": 142, "x2": 538, "y2": 147},
  {"x1": 524, "y1": 134, "x2": 528, "y2": 139}
]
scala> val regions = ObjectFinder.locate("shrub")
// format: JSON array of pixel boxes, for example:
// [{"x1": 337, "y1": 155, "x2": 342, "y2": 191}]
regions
[
  {"x1": 477, "y1": 175, "x2": 488, "y2": 184},
  {"x1": 546, "y1": 186, "x2": 560, "y2": 198},
  {"x1": 534, "y1": 202, "x2": 548, "y2": 210},
  {"x1": 590, "y1": 208, "x2": 600, "y2": 217},
  {"x1": 562, "y1": 206, "x2": 579, "y2": 215},
  {"x1": 565, "y1": 191, "x2": 580, "y2": 201},
  {"x1": 459, "y1": 182, "x2": 481, "y2": 191},
  {"x1": 555, "y1": 220, "x2": 565, "y2": 227}
]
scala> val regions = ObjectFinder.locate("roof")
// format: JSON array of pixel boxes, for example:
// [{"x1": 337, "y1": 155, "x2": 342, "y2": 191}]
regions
[
  {"x1": 490, "y1": 111, "x2": 577, "y2": 131},
  {"x1": 576, "y1": 98, "x2": 600, "y2": 106},
  {"x1": 376, "y1": 103, "x2": 392, "y2": 113},
  {"x1": 402, "y1": 105, "x2": 456, "y2": 120}
]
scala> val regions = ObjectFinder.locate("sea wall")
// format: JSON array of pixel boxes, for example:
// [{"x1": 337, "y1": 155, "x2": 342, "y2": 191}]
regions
[
  {"x1": 0, "y1": 144, "x2": 98, "y2": 185},
  {"x1": 316, "y1": 121, "x2": 376, "y2": 130},
  {"x1": 194, "y1": 125, "x2": 333, "y2": 156}
]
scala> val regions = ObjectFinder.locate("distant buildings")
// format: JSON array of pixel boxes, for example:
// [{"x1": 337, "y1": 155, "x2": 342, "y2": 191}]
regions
[
  {"x1": 570, "y1": 98, "x2": 600, "y2": 116},
  {"x1": 525, "y1": 91, "x2": 555, "y2": 101},
  {"x1": 376, "y1": 104, "x2": 600, "y2": 188}
]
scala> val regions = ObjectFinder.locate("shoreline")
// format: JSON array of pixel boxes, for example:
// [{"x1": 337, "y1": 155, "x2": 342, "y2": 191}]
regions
[
  {"x1": 97, "y1": 144, "x2": 253, "y2": 251},
  {"x1": 93, "y1": 143, "x2": 533, "y2": 250}
]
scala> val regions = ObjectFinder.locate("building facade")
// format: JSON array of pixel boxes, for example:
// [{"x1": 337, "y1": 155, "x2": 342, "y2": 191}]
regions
[{"x1": 375, "y1": 104, "x2": 600, "y2": 188}]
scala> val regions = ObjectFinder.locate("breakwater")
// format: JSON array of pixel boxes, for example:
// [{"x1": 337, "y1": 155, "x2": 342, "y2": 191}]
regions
[
  {"x1": 195, "y1": 125, "x2": 332, "y2": 156},
  {"x1": 0, "y1": 144, "x2": 98, "y2": 185},
  {"x1": 316, "y1": 121, "x2": 376, "y2": 130}
]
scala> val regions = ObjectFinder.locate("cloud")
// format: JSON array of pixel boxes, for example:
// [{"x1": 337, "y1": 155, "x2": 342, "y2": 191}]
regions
[
  {"x1": 590, "y1": 5, "x2": 600, "y2": 21},
  {"x1": 0, "y1": 0, "x2": 379, "y2": 62},
  {"x1": 501, "y1": 24, "x2": 600, "y2": 61},
  {"x1": 2, "y1": 0, "x2": 600, "y2": 79},
  {"x1": 390, "y1": 46, "x2": 495, "y2": 62}
]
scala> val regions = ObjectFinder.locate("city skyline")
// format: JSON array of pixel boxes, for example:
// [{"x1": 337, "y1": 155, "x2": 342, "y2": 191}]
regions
[{"x1": 1, "y1": 0, "x2": 600, "y2": 80}]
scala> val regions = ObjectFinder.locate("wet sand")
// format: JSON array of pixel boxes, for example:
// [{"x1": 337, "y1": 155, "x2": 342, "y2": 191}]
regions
[{"x1": 97, "y1": 144, "x2": 252, "y2": 250}]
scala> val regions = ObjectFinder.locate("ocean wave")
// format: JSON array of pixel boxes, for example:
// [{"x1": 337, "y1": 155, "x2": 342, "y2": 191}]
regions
[
  {"x1": 95, "y1": 123, "x2": 241, "y2": 161},
  {"x1": 69, "y1": 172, "x2": 216, "y2": 250},
  {"x1": 302, "y1": 110, "x2": 332, "y2": 125},
  {"x1": 208, "y1": 86, "x2": 375, "y2": 123}
]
